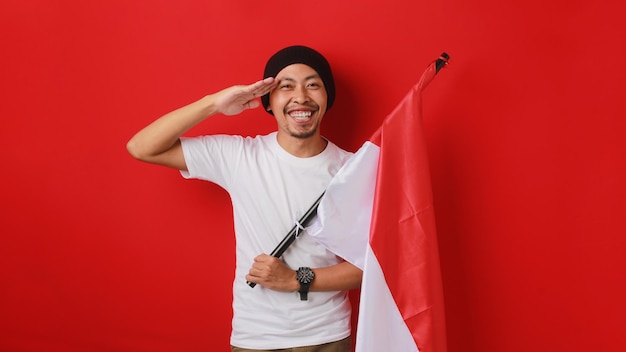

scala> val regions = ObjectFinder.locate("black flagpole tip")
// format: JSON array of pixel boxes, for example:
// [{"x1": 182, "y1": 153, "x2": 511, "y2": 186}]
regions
[{"x1": 436, "y1": 52, "x2": 450, "y2": 73}]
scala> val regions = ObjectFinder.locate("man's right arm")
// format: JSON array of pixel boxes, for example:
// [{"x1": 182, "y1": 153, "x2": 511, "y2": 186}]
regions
[{"x1": 126, "y1": 78, "x2": 277, "y2": 170}]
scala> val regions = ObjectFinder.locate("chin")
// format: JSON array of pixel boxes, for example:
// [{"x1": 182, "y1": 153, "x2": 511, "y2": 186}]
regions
[{"x1": 289, "y1": 128, "x2": 318, "y2": 139}]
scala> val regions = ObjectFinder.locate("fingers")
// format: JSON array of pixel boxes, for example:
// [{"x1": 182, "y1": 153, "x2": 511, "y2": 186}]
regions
[
  {"x1": 247, "y1": 77, "x2": 277, "y2": 98},
  {"x1": 242, "y1": 100, "x2": 260, "y2": 111},
  {"x1": 241, "y1": 78, "x2": 277, "y2": 107},
  {"x1": 253, "y1": 253, "x2": 272, "y2": 262},
  {"x1": 247, "y1": 259, "x2": 271, "y2": 283},
  {"x1": 249, "y1": 254, "x2": 270, "y2": 278},
  {"x1": 247, "y1": 254, "x2": 290, "y2": 288},
  {"x1": 251, "y1": 254, "x2": 277, "y2": 270}
]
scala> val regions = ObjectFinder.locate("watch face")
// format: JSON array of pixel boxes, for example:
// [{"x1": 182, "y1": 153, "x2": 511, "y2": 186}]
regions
[{"x1": 297, "y1": 267, "x2": 314, "y2": 284}]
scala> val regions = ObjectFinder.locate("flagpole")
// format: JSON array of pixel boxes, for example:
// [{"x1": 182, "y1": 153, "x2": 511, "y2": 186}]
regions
[{"x1": 436, "y1": 52, "x2": 450, "y2": 73}]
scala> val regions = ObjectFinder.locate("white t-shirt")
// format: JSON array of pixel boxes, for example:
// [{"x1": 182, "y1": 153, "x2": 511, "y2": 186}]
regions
[{"x1": 180, "y1": 132, "x2": 353, "y2": 349}]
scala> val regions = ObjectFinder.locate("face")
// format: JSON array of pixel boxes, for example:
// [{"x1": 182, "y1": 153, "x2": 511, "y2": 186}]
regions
[{"x1": 268, "y1": 63, "x2": 328, "y2": 140}]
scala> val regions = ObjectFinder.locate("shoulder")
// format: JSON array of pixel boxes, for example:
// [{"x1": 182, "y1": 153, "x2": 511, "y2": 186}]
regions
[{"x1": 325, "y1": 140, "x2": 353, "y2": 162}]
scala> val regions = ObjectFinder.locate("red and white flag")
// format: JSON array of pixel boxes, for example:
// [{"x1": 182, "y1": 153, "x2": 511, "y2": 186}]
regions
[{"x1": 309, "y1": 54, "x2": 448, "y2": 352}]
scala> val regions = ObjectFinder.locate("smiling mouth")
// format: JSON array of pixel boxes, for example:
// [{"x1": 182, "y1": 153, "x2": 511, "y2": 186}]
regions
[{"x1": 288, "y1": 110, "x2": 313, "y2": 122}]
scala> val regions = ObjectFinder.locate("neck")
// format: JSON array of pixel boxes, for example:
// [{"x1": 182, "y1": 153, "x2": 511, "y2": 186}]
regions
[{"x1": 276, "y1": 133, "x2": 328, "y2": 158}]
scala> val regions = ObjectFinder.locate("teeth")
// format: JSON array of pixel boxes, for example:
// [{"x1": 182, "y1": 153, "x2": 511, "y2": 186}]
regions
[
  {"x1": 290, "y1": 111, "x2": 312, "y2": 118},
  {"x1": 289, "y1": 111, "x2": 312, "y2": 121}
]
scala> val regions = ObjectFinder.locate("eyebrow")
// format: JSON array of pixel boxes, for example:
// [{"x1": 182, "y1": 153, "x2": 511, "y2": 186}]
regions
[{"x1": 279, "y1": 74, "x2": 321, "y2": 82}]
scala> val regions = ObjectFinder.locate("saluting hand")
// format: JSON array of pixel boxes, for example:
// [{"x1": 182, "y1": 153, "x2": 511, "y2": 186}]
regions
[{"x1": 212, "y1": 77, "x2": 278, "y2": 116}]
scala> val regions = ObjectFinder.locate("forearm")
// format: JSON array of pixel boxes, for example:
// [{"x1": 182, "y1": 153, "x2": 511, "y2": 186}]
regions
[
  {"x1": 247, "y1": 254, "x2": 362, "y2": 292},
  {"x1": 127, "y1": 95, "x2": 218, "y2": 161},
  {"x1": 310, "y1": 261, "x2": 362, "y2": 292}
]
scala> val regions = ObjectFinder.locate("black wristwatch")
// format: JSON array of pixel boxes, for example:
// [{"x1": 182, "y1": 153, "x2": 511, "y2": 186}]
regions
[{"x1": 296, "y1": 267, "x2": 315, "y2": 301}]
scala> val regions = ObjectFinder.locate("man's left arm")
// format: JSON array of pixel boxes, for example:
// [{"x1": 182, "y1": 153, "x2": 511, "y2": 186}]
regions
[{"x1": 246, "y1": 254, "x2": 362, "y2": 292}]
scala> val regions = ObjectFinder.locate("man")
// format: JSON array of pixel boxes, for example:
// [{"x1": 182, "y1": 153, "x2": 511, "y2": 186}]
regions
[{"x1": 127, "y1": 45, "x2": 362, "y2": 352}]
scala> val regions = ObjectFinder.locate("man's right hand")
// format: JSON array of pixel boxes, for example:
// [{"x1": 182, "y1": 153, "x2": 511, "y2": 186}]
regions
[{"x1": 214, "y1": 77, "x2": 277, "y2": 116}]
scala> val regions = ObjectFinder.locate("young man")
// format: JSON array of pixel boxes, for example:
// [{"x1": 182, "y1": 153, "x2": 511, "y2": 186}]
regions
[{"x1": 127, "y1": 46, "x2": 362, "y2": 351}]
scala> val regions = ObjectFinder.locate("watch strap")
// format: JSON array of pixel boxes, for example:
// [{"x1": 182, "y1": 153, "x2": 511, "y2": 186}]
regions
[{"x1": 296, "y1": 267, "x2": 314, "y2": 301}]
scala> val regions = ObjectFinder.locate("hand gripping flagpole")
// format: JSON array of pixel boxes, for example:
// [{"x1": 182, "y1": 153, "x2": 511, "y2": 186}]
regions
[
  {"x1": 247, "y1": 192, "x2": 325, "y2": 288},
  {"x1": 247, "y1": 52, "x2": 449, "y2": 288}
]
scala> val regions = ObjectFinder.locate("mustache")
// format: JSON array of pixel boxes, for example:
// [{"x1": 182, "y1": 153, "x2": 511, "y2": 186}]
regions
[{"x1": 284, "y1": 102, "x2": 319, "y2": 113}]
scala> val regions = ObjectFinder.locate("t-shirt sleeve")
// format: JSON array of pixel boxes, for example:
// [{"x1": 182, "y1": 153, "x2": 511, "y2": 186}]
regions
[{"x1": 179, "y1": 135, "x2": 242, "y2": 189}]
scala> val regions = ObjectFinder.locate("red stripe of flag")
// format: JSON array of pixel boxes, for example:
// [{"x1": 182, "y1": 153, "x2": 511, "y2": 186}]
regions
[{"x1": 368, "y1": 57, "x2": 447, "y2": 351}]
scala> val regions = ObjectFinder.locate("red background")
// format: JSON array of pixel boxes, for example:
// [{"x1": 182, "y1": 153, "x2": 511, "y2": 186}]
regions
[{"x1": 2, "y1": 0, "x2": 625, "y2": 351}]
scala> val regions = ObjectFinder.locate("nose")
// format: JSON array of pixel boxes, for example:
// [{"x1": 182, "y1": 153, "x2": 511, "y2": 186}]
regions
[{"x1": 292, "y1": 85, "x2": 310, "y2": 104}]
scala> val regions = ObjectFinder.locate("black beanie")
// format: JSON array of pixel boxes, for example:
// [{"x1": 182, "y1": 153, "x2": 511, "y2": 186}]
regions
[{"x1": 261, "y1": 45, "x2": 335, "y2": 115}]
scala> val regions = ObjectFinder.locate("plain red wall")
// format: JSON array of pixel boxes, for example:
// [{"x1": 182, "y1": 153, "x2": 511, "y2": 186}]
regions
[{"x1": 2, "y1": 0, "x2": 625, "y2": 351}]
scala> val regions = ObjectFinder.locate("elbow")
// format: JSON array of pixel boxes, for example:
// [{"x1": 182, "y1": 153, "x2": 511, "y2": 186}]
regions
[
  {"x1": 346, "y1": 266, "x2": 363, "y2": 290},
  {"x1": 126, "y1": 137, "x2": 148, "y2": 161},
  {"x1": 126, "y1": 137, "x2": 184, "y2": 170},
  {"x1": 352, "y1": 270, "x2": 363, "y2": 290}
]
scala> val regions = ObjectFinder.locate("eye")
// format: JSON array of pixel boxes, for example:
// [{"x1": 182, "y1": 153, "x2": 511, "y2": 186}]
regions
[
  {"x1": 279, "y1": 83, "x2": 293, "y2": 89},
  {"x1": 306, "y1": 81, "x2": 322, "y2": 89}
]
